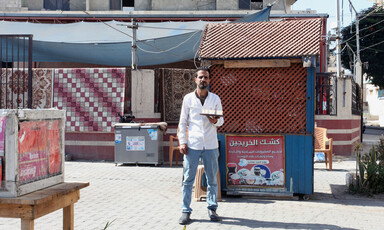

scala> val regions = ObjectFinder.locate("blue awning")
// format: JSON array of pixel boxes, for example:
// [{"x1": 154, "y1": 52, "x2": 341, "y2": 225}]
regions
[{"x1": 0, "y1": 7, "x2": 271, "y2": 66}]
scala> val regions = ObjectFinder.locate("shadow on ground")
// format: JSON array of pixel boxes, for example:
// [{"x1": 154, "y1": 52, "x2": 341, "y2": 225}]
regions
[{"x1": 190, "y1": 216, "x2": 358, "y2": 229}]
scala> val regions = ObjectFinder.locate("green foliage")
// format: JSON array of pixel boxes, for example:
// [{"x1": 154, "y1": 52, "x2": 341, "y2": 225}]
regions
[
  {"x1": 352, "y1": 137, "x2": 384, "y2": 194},
  {"x1": 102, "y1": 219, "x2": 116, "y2": 230},
  {"x1": 340, "y1": 5, "x2": 384, "y2": 89}
]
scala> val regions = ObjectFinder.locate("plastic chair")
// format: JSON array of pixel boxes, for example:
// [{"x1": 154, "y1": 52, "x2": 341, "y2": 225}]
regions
[
  {"x1": 193, "y1": 165, "x2": 222, "y2": 202},
  {"x1": 314, "y1": 127, "x2": 333, "y2": 170},
  {"x1": 169, "y1": 135, "x2": 181, "y2": 167},
  {"x1": 169, "y1": 128, "x2": 188, "y2": 167}
]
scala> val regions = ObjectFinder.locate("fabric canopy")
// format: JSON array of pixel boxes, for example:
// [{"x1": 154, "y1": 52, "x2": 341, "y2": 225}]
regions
[{"x1": 0, "y1": 7, "x2": 271, "y2": 66}]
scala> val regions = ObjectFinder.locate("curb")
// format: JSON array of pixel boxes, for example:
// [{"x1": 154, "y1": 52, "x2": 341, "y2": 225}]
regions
[{"x1": 366, "y1": 126, "x2": 384, "y2": 131}]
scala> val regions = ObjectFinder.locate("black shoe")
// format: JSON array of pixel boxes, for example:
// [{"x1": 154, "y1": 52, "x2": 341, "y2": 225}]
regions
[
  {"x1": 179, "y1": 212, "x2": 191, "y2": 225},
  {"x1": 208, "y1": 209, "x2": 221, "y2": 222}
]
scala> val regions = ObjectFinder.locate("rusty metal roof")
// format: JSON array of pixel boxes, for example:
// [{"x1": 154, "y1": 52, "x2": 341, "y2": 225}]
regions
[{"x1": 199, "y1": 19, "x2": 323, "y2": 59}]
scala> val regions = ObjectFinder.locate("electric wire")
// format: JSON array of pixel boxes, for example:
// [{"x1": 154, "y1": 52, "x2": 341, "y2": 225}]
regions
[
  {"x1": 360, "y1": 40, "x2": 384, "y2": 52},
  {"x1": 134, "y1": 25, "x2": 201, "y2": 31},
  {"x1": 340, "y1": 15, "x2": 384, "y2": 45},
  {"x1": 68, "y1": 1, "x2": 202, "y2": 64},
  {"x1": 136, "y1": 30, "x2": 201, "y2": 54}
]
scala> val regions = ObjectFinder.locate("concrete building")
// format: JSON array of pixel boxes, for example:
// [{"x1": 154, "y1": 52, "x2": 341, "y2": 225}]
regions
[
  {"x1": 1, "y1": 0, "x2": 297, "y2": 12},
  {"x1": 6, "y1": 0, "x2": 359, "y2": 161},
  {"x1": 364, "y1": 81, "x2": 384, "y2": 127}
]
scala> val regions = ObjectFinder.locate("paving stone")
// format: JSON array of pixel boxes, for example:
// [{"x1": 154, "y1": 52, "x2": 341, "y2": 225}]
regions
[{"x1": 1, "y1": 160, "x2": 384, "y2": 229}]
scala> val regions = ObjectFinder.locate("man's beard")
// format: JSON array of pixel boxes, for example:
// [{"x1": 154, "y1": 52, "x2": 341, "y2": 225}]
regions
[{"x1": 198, "y1": 83, "x2": 207, "y2": 89}]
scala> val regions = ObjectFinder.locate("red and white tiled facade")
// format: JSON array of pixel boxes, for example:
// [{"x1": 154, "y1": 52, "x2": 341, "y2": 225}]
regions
[
  {"x1": 53, "y1": 68, "x2": 125, "y2": 132},
  {"x1": 315, "y1": 116, "x2": 361, "y2": 156}
]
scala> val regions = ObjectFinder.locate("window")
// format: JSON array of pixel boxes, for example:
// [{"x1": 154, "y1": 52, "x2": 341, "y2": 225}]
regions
[
  {"x1": 250, "y1": 0, "x2": 263, "y2": 10},
  {"x1": 44, "y1": 0, "x2": 70, "y2": 11},
  {"x1": 239, "y1": 0, "x2": 250, "y2": 10},
  {"x1": 110, "y1": 0, "x2": 122, "y2": 10},
  {"x1": 123, "y1": 0, "x2": 134, "y2": 7}
]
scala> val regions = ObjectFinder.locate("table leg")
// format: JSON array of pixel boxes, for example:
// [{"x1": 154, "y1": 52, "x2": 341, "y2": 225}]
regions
[
  {"x1": 63, "y1": 204, "x2": 74, "y2": 230},
  {"x1": 21, "y1": 219, "x2": 34, "y2": 230}
]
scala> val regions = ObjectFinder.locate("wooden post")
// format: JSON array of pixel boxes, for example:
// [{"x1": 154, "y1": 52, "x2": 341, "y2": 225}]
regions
[
  {"x1": 63, "y1": 204, "x2": 74, "y2": 230},
  {"x1": 21, "y1": 219, "x2": 34, "y2": 230}
]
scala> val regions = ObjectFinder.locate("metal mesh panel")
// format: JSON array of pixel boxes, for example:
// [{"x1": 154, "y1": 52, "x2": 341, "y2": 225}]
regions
[
  {"x1": 0, "y1": 35, "x2": 33, "y2": 109},
  {"x1": 209, "y1": 63, "x2": 308, "y2": 134}
]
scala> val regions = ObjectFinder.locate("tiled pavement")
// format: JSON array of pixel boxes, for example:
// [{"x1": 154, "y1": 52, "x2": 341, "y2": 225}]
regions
[{"x1": 1, "y1": 159, "x2": 384, "y2": 230}]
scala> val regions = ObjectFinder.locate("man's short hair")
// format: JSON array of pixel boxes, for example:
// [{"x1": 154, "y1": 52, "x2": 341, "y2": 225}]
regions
[{"x1": 194, "y1": 66, "x2": 210, "y2": 78}]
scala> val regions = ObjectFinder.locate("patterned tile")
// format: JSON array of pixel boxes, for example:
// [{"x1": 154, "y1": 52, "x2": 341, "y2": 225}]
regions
[{"x1": 53, "y1": 68, "x2": 125, "y2": 132}]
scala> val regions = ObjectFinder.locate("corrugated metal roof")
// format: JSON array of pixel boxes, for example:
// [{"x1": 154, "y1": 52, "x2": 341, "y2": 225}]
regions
[{"x1": 199, "y1": 19, "x2": 323, "y2": 59}]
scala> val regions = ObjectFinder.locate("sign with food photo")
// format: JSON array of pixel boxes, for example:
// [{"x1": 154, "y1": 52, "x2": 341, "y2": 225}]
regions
[{"x1": 225, "y1": 135, "x2": 285, "y2": 188}]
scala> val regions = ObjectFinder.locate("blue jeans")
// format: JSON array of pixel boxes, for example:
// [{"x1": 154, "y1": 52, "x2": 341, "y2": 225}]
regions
[{"x1": 181, "y1": 148, "x2": 219, "y2": 213}]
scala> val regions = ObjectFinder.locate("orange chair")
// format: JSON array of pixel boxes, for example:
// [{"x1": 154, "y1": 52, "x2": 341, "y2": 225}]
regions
[
  {"x1": 169, "y1": 135, "x2": 181, "y2": 167},
  {"x1": 169, "y1": 128, "x2": 188, "y2": 167},
  {"x1": 314, "y1": 127, "x2": 333, "y2": 170}
]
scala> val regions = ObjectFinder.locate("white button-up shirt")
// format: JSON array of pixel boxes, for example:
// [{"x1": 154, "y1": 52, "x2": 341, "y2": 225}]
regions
[{"x1": 178, "y1": 91, "x2": 224, "y2": 150}]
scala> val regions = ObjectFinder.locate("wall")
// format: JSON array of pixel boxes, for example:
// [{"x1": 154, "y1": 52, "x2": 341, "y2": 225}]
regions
[
  {"x1": 135, "y1": 0, "x2": 152, "y2": 10},
  {"x1": 131, "y1": 69, "x2": 161, "y2": 119},
  {"x1": 0, "y1": 0, "x2": 21, "y2": 10},
  {"x1": 365, "y1": 83, "x2": 384, "y2": 127},
  {"x1": 152, "y1": 0, "x2": 216, "y2": 10},
  {"x1": 216, "y1": 0, "x2": 237, "y2": 10},
  {"x1": 315, "y1": 77, "x2": 361, "y2": 156},
  {"x1": 26, "y1": 0, "x2": 43, "y2": 10},
  {"x1": 71, "y1": 0, "x2": 86, "y2": 10},
  {"x1": 264, "y1": 0, "x2": 295, "y2": 13},
  {"x1": 87, "y1": 0, "x2": 109, "y2": 11},
  {"x1": 25, "y1": 0, "x2": 85, "y2": 10}
]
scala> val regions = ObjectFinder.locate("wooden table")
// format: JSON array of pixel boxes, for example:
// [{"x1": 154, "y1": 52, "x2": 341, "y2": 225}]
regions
[{"x1": 0, "y1": 182, "x2": 89, "y2": 230}]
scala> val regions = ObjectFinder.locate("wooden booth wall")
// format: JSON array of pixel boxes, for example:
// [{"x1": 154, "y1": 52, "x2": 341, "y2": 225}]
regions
[
  {"x1": 210, "y1": 63, "x2": 308, "y2": 134},
  {"x1": 211, "y1": 63, "x2": 315, "y2": 195}
]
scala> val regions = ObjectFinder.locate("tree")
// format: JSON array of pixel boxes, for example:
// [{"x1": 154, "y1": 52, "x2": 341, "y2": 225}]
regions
[{"x1": 341, "y1": 5, "x2": 384, "y2": 89}]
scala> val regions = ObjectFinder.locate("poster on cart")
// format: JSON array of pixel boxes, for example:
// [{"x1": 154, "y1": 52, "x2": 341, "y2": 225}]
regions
[
  {"x1": 18, "y1": 120, "x2": 63, "y2": 184},
  {"x1": 226, "y1": 135, "x2": 285, "y2": 188}
]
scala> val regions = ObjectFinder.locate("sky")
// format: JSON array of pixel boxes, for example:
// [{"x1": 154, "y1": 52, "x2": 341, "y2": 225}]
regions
[{"x1": 291, "y1": 0, "x2": 377, "y2": 30}]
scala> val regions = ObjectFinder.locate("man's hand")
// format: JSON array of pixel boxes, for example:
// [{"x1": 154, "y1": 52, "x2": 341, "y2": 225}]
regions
[
  {"x1": 207, "y1": 115, "x2": 219, "y2": 124},
  {"x1": 180, "y1": 144, "x2": 188, "y2": 155}
]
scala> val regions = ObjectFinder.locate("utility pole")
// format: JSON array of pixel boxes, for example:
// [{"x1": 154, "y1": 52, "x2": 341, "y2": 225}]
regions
[
  {"x1": 347, "y1": 0, "x2": 362, "y2": 85},
  {"x1": 336, "y1": 0, "x2": 342, "y2": 78},
  {"x1": 128, "y1": 18, "x2": 138, "y2": 70},
  {"x1": 347, "y1": 0, "x2": 364, "y2": 141}
]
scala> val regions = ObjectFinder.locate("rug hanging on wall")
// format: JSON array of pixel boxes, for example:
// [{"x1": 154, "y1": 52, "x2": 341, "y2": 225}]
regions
[
  {"x1": 0, "y1": 69, "x2": 53, "y2": 109},
  {"x1": 159, "y1": 68, "x2": 195, "y2": 123}
]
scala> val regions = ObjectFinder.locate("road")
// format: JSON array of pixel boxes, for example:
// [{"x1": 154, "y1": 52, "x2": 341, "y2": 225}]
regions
[{"x1": 362, "y1": 126, "x2": 384, "y2": 153}]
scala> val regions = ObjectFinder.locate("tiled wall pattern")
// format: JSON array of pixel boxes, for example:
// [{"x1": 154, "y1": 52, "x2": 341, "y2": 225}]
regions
[{"x1": 53, "y1": 68, "x2": 125, "y2": 132}]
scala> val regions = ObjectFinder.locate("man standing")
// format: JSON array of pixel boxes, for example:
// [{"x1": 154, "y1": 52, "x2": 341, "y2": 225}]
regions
[{"x1": 178, "y1": 66, "x2": 224, "y2": 225}]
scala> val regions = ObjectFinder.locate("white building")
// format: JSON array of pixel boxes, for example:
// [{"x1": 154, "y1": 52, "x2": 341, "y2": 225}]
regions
[{"x1": 364, "y1": 81, "x2": 384, "y2": 127}]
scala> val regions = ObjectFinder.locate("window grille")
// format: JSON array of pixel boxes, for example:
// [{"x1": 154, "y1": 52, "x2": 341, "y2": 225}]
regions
[
  {"x1": 0, "y1": 35, "x2": 33, "y2": 109},
  {"x1": 351, "y1": 79, "x2": 362, "y2": 115},
  {"x1": 315, "y1": 73, "x2": 337, "y2": 115}
]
